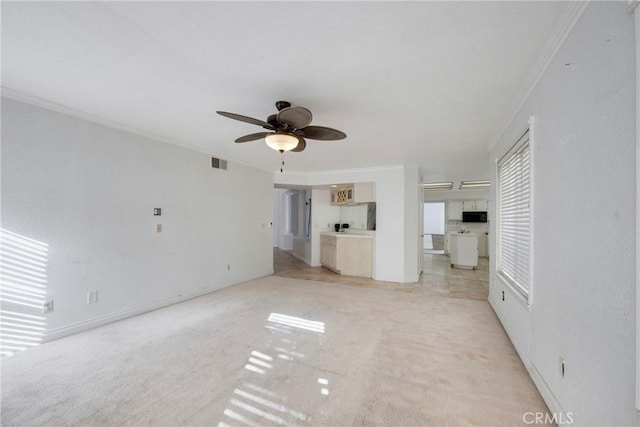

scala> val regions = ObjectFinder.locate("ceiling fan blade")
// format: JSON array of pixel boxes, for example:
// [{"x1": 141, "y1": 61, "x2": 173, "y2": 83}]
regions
[
  {"x1": 291, "y1": 137, "x2": 306, "y2": 152},
  {"x1": 300, "y1": 126, "x2": 346, "y2": 140},
  {"x1": 277, "y1": 106, "x2": 313, "y2": 129},
  {"x1": 217, "y1": 111, "x2": 274, "y2": 129},
  {"x1": 235, "y1": 132, "x2": 270, "y2": 143}
]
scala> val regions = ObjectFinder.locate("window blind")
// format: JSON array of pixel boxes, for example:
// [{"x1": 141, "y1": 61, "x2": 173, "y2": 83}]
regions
[{"x1": 498, "y1": 131, "x2": 531, "y2": 296}]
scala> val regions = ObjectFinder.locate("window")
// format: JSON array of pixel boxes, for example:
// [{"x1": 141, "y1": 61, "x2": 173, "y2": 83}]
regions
[{"x1": 497, "y1": 130, "x2": 531, "y2": 298}]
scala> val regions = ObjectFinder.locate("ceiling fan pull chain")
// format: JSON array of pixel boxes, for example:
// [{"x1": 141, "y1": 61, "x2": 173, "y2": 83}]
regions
[{"x1": 280, "y1": 151, "x2": 285, "y2": 173}]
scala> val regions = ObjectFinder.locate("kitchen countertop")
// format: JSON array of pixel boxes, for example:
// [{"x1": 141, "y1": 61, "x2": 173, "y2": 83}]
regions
[{"x1": 320, "y1": 231, "x2": 374, "y2": 239}]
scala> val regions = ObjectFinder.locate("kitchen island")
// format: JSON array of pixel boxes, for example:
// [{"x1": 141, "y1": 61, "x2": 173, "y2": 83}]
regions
[
  {"x1": 319, "y1": 231, "x2": 373, "y2": 278},
  {"x1": 449, "y1": 232, "x2": 479, "y2": 269}
]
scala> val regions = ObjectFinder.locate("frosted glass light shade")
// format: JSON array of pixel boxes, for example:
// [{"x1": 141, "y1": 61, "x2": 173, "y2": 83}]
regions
[{"x1": 265, "y1": 133, "x2": 299, "y2": 152}]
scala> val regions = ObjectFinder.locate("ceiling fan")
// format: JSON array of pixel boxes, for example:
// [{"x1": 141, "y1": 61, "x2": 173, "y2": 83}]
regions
[{"x1": 216, "y1": 101, "x2": 347, "y2": 153}]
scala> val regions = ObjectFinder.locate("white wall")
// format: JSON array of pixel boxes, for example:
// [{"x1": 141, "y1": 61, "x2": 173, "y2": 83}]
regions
[
  {"x1": 403, "y1": 164, "x2": 421, "y2": 281},
  {"x1": 276, "y1": 164, "x2": 420, "y2": 282},
  {"x1": 273, "y1": 188, "x2": 292, "y2": 250},
  {"x1": 635, "y1": 2, "x2": 640, "y2": 412},
  {"x1": 1, "y1": 98, "x2": 274, "y2": 340},
  {"x1": 489, "y1": 3, "x2": 638, "y2": 425}
]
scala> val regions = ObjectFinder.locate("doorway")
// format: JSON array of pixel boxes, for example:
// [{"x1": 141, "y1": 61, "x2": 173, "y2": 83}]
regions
[{"x1": 423, "y1": 202, "x2": 445, "y2": 255}]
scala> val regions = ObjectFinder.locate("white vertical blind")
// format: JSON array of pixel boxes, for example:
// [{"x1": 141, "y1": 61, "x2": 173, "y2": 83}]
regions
[{"x1": 498, "y1": 131, "x2": 531, "y2": 296}]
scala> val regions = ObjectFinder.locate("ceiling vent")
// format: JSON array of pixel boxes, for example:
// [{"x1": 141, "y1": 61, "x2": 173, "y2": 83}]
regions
[{"x1": 211, "y1": 157, "x2": 228, "y2": 170}]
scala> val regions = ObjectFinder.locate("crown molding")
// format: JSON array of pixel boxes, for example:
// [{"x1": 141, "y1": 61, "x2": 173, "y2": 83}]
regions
[
  {"x1": 487, "y1": 1, "x2": 590, "y2": 152},
  {"x1": 2, "y1": 88, "x2": 405, "y2": 177},
  {"x1": 1, "y1": 87, "x2": 274, "y2": 174},
  {"x1": 275, "y1": 164, "x2": 405, "y2": 178},
  {"x1": 1, "y1": 86, "x2": 197, "y2": 150},
  {"x1": 304, "y1": 164, "x2": 405, "y2": 176}
]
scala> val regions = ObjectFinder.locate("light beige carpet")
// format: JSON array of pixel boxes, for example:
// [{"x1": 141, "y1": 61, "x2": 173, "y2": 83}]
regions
[{"x1": 1, "y1": 276, "x2": 548, "y2": 426}]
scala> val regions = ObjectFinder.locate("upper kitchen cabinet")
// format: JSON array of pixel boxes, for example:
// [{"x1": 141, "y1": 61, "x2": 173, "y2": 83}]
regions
[
  {"x1": 330, "y1": 182, "x2": 375, "y2": 206},
  {"x1": 447, "y1": 201, "x2": 463, "y2": 220},
  {"x1": 353, "y1": 183, "x2": 374, "y2": 203},
  {"x1": 462, "y1": 200, "x2": 488, "y2": 211}
]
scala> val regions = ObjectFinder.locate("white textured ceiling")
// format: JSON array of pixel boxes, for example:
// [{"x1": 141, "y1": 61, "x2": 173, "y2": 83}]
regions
[{"x1": 1, "y1": 1, "x2": 568, "y2": 179}]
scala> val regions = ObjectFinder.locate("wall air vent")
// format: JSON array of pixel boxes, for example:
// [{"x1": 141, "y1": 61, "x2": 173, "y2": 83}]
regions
[{"x1": 211, "y1": 157, "x2": 228, "y2": 170}]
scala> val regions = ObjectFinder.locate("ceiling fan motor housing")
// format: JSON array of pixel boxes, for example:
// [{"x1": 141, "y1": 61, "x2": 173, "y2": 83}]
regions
[
  {"x1": 266, "y1": 114, "x2": 279, "y2": 129},
  {"x1": 275, "y1": 100, "x2": 291, "y2": 111}
]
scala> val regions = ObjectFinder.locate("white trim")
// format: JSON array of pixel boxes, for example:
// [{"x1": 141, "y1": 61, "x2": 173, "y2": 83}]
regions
[
  {"x1": 497, "y1": 273, "x2": 530, "y2": 309},
  {"x1": 489, "y1": 296, "x2": 569, "y2": 424},
  {"x1": 1, "y1": 87, "x2": 274, "y2": 174},
  {"x1": 488, "y1": 1, "x2": 589, "y2": 151},
  {"x1": 635, "y1": 2, "x2": 640, "y2": 413},
  {"x1": 42, "y1": 270, "x2": 273, "y2": 342},
  {"x1": 277, "y1": 164, "x2": 405, "y2": 179},
  {"x1": 0, "y1": 89, "x2": 412, "y2": 180}
]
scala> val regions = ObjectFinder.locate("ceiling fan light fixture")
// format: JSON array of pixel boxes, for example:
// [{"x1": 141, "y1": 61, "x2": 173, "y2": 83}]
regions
[{"x1": 265, "y1": 132, "x2": 298, "y2": 152}]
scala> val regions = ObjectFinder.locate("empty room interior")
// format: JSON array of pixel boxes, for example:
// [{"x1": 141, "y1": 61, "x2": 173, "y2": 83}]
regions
[{"x1": 2, "y1": 1, "x2": 639, "y2": 426}]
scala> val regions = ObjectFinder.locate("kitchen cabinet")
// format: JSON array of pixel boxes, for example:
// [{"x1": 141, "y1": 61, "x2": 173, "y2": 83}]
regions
[
  {"x1": 320, "y1": 232, "x2": 373, "y2": 277},
  {"x1": 447, "y1": 201, "x2": 463, "y2": 220},
  {"x1": 477, "y1": 233, "x2": 488, "y2": 257},
  {"x1": 462, "y1": 200, "x2": 488, "y2": 211},
  {"x1": 330, "y1": 188, "x2": 351, "y2": 205},
  {"x1": 450, "y1": 233, "x2": 478, "y2": 269},
  {"x1": 330, "y1": 183, "x2": 375, "y2": 206},
  {"x1": 353, "y1": 183, "x2": 375, "y2": 203},
  {"x1": 320, "y1": 235, "x2": 338, "y2": 270}
]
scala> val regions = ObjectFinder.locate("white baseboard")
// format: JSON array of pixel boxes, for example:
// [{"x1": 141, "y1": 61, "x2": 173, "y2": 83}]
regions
[
  {"x1": 488, "y1": 297, "x2": 569, "y2": 423},
  {"x1": 43, "y1": 271, "x2": 272, "y2": 342}
]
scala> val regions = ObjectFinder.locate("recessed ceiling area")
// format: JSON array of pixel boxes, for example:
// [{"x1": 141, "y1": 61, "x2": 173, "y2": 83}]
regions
[{"x1": 1, "y1": 1, "x2": 569, "y2": 181}]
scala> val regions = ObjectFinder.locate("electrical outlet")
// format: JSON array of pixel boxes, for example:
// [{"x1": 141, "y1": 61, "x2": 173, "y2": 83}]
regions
[
  {"x1": 156, "y1": 224, "x2": 162, "y2": 233},
  {"x1": 87, "y1": 290, "x2": 99, "y2": 304},
  {"x1": 42, "y1": 300, "x2": 54, "y2": 313}
]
